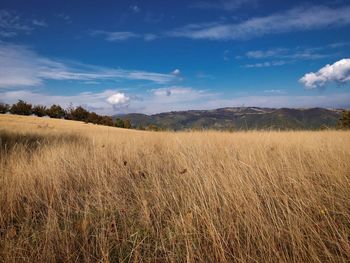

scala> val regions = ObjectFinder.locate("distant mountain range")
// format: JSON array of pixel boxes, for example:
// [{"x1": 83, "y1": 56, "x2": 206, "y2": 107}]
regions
[{"x1": 115, "y1": 107, "x2": 344, "y2": 130}]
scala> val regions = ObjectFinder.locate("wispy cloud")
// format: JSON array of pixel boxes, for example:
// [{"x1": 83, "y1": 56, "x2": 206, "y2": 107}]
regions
[
  {"x1": 89, "y1": 30, "x2": 159, "y2": 41},
  {"x1": 241, "y1": 43, "x2": 345, "y2": 68},
  {"x1": 151, "y1": 86, "x2": 205, "y2": 97},
  {"x1": 32, "y1": 19, "x2": 47, "y2": 27},
  {"x1": 244, "y1": 61, "x2": 287, "y2": 68},
  {"x1": 0, "y1": 43, "x2": 177, "y2": 88},
  {"x1": 246, "y1": 49, "x2": 287, "y2": 59},
  {"x1": 168, "y1": 5, "x2": 350, "y2": 40},
  {"x1": 191, "y1": 0, "x2": 257, "y2": 11},
  {"x1": 87, "y1": 5, "x2": 350, "y2": 43},
  {"x1": 300, "y1": 58, "x2": 350, "y2": 89},
  {"x1": 89, "y1": 30, "x2": 139, "y2": 41},
  {"x1": 144, "y1": 12, "x2": 164, "y2": 24},
  {"x1": 263, "y1": 89, "x2": 285, "y2": 94},
  {"x1": 0, "y1": 9, "x2": 32, "y2": 37},
  {"x1": 130, "y1": 5, "x2": 140, "y2": 13},
  {"x1": 0, "y1": 10, "x2": 48, "y2": 38},
  {"x1": 56, "y1": 13, "x2": 71, "y2": 23},
  {"x1": 245, "y1": 47, "x2": 331, "y2": 60}
]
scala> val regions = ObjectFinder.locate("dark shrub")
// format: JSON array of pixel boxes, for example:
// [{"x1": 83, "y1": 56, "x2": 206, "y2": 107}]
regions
[
  {"x1": 32, "y1": 105, "x2": 47, "y2": 117},
  {"x1": 87, "y1": 112, "x2": 100, "y2": 124},
  {"x1": 46, "y1": 104, "x2": 66, "y2": 119},
  {"x1": 115, "y1": 118, "x2": 124, "y2": 128},
  {"x1": 0, "y1": 103, "x2": 9, "y2": 114},
  {"x1": 100, "y1": 116, "x2": 114, "y2": 126},
  {"x1": 10, "y1": 100, "x2": 32, "y2": 115},
  {"x1": 123, "y1": 119, "x2": 132, "y2": 129},
  {"x1": 69, "y1": 106, "x2": 90, "y2": 122}
]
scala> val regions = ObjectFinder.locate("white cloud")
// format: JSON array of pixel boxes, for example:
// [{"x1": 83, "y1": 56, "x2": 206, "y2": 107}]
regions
[
  {"x1": 0, "y1": 43, "x2": 176, "y2": 88},
  {"x1": 107, "y1": 92, "x2": 130, "y2": 106},
  {"x1": 300, "y1": 58, "x2": 350, "y2": 89},
  {"x1": 168, "y1": 5, "x2": 350, "y2": 40},
  {"x1": 171, "y1": 69, "x2": 181, "y2": 75}
]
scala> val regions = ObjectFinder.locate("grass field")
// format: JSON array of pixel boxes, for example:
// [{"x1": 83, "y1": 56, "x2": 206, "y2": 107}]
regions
[{"x1": 0, "y1": 114, "x2": 349, "y2": 262}]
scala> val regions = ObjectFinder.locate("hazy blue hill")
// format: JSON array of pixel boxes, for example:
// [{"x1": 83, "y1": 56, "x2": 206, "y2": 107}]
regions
[{"x1": 115, "y1": 107, "x2": 342, "y2": 130}]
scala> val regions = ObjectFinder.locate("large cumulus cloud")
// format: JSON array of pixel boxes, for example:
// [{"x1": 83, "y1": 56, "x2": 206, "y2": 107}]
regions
[{"x1": 300, "y1": 58, "x2": 350, "y2": 89}]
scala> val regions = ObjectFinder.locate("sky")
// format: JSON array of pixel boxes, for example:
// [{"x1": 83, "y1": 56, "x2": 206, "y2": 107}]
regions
[{"x1": 0, "y1": 0, "x2": 350, "y2": 115}]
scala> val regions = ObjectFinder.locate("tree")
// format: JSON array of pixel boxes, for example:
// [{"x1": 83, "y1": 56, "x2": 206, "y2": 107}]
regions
[
  {"x1": 65, "y1": 103, "x2": 75, "y2": 120},
  {"x1": 69, "y1": 106, "x2": 90, "y2": 122},
  {"x1": 0, "y1": 103, "x2": 9, "y2": 114},
  {"x1": 123, "y1": 119, "x2": 132, "y2": 129},
  {"x1": 337, "y1": 110, "x2": 350, "y2": 129},
  {"x1": 115, "y1": 118, "x2": 124, "y2": 128},
  {"x1": 32, "y1": 105, "x2": 47, "y2": 117},
  {"x1": 47, "y1": 104, "x2": 66, "y2": 119},
  {"x1": 10, "y1": 100, "x2": 32, "y2": 115},
  {"x1": 87, "y1": 112, "x2": 100, "y2": 124},
  {"x1": 100, "y1": 116, "x2": 114, "y2": 126}
]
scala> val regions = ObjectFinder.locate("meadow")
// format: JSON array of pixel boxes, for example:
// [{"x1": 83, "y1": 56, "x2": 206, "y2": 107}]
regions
[{"x1": 0, "y1": 114, "x2": 349, "y2": 262}]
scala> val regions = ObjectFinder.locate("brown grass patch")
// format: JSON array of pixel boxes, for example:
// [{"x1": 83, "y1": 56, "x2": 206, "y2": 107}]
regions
[{"x1": 0, "y1": 114, "x2": 349, "y2": 262}]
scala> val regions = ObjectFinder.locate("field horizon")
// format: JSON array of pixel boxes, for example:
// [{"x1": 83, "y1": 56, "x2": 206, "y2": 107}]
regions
[{"x1": 1, "y1": 114, "x2": 349, "y2": 262}]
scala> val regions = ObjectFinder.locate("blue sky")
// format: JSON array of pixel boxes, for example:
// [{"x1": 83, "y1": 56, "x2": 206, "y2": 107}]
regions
[{"x1": 0, "y1": 0, "x2": 350, "y2": 114}]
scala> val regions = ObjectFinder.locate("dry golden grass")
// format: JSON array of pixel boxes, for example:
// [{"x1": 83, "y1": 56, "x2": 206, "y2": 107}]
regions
[{"x1": 0, "y1": 114, "x2": 350, "y2": 262}]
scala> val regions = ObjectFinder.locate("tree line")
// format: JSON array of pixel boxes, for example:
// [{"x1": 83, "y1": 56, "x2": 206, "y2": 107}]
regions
[{"x1": 0, "y1": 100, "x2": 133, "y2": 129}]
